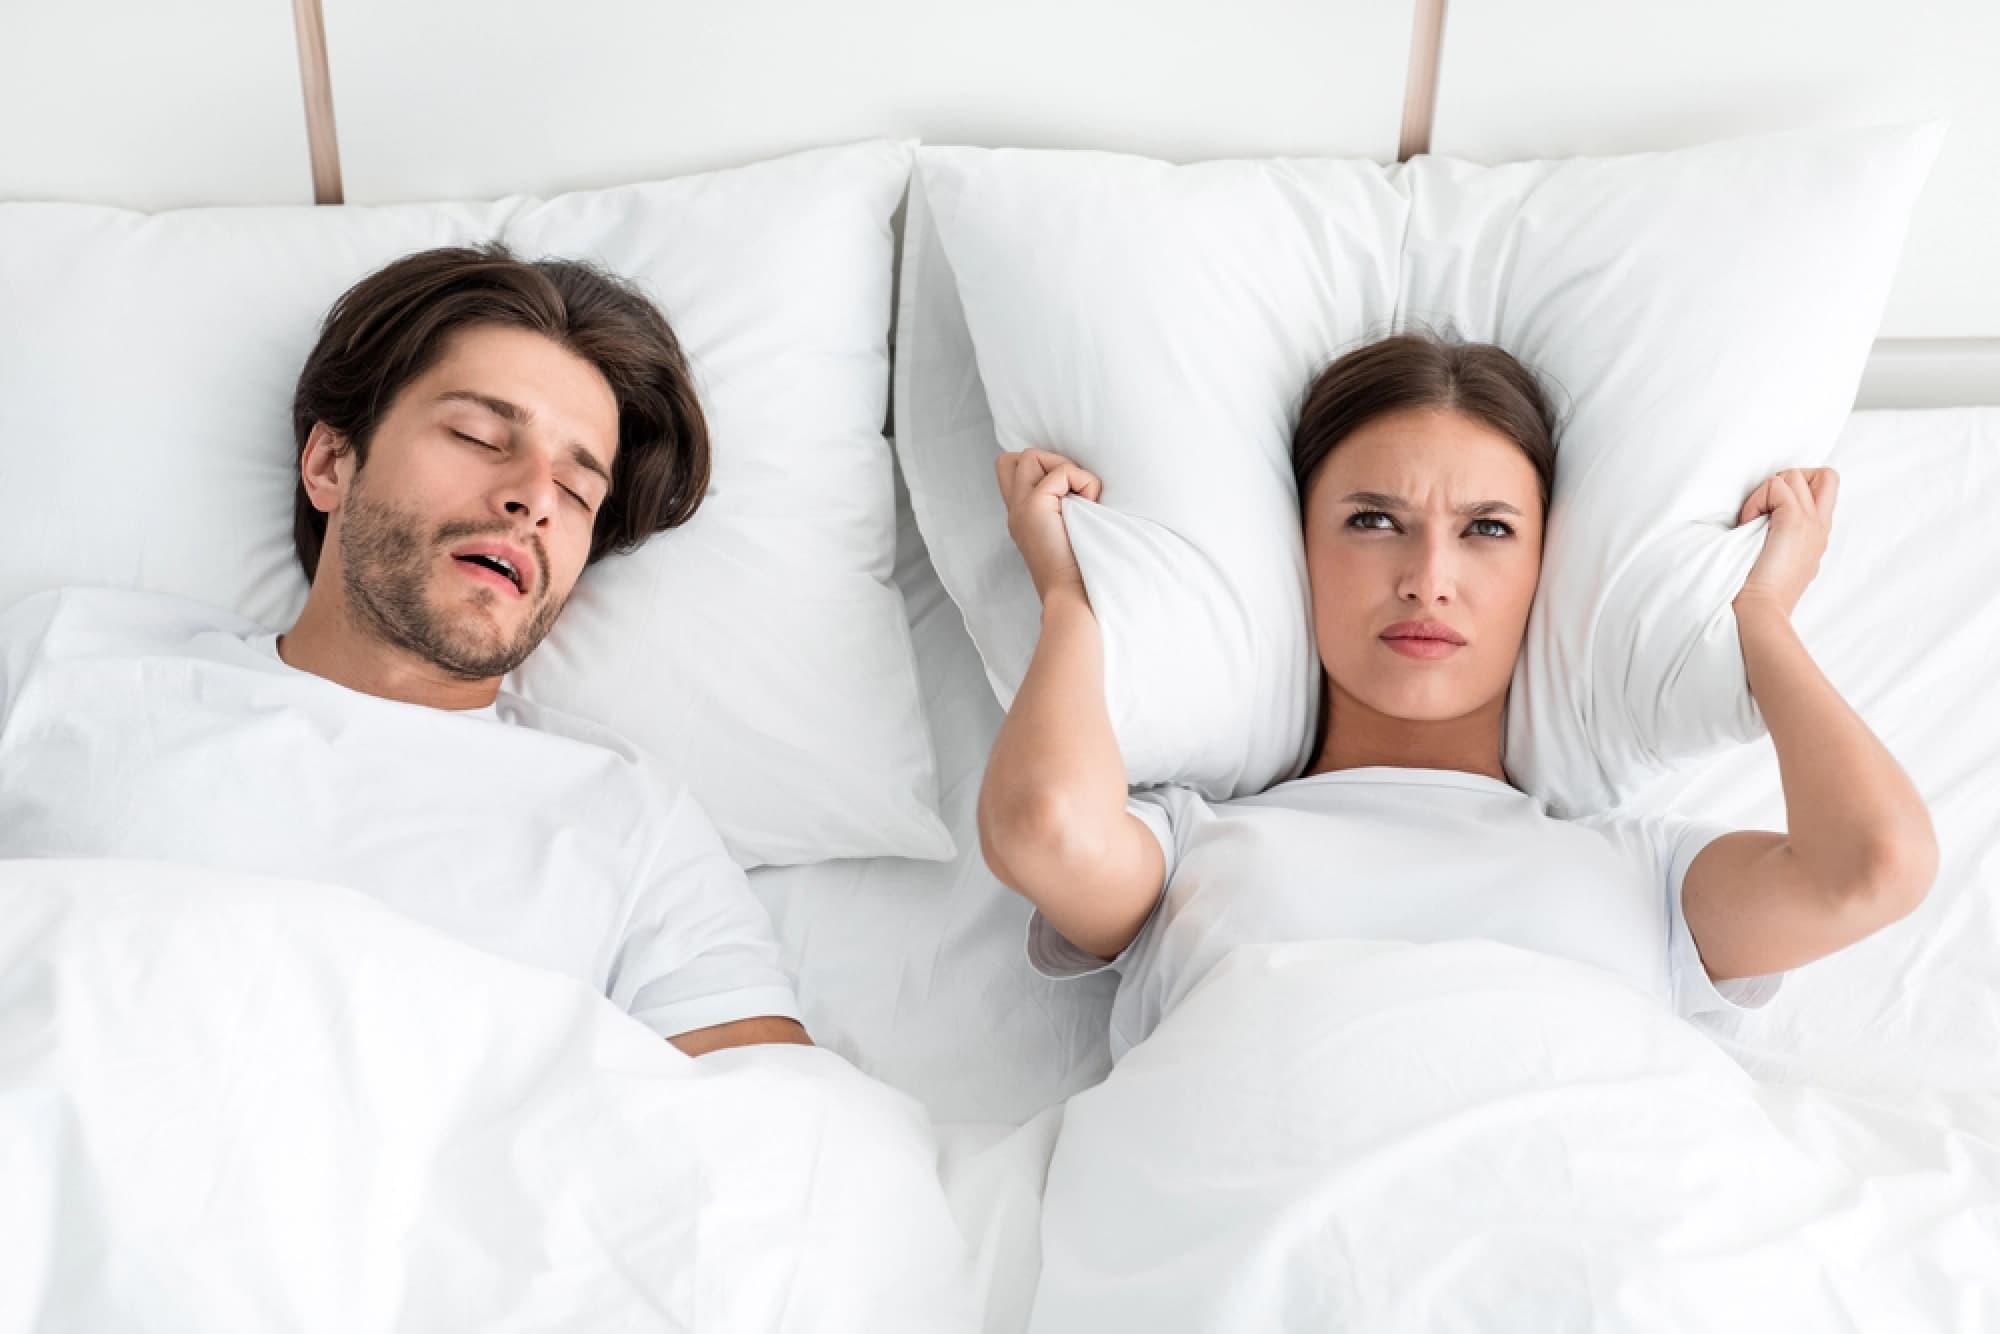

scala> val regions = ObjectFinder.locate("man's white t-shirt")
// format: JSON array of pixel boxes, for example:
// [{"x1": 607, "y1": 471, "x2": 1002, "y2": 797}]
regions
[
  {"x1": 1028, "y1": 766, "x2": 1783, "y2": 1063},
  {"x1": 0, "y1": 588, "x2": 799, "y2": 1042}
]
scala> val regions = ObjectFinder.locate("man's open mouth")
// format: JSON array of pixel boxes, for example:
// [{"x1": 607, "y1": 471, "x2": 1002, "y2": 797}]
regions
[{"x1": 452, "y1": 551, "x2": 526, "y2": 594}]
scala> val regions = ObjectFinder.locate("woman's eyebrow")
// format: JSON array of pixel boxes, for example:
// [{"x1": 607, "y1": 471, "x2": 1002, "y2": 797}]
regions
[{"x1": 1339, "y1": 490, "x2": 1522, "y2": 519}]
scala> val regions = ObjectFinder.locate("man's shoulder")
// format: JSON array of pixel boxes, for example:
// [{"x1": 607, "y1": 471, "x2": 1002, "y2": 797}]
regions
[
  {"x1": 488, "y1": 694, "x2": 721, "y2": 857},
  {"x1": 493, "y1": 692, "x2": 633, "y2": 753},
  {"x1": 490, "y1": 692, "x2": 688, "y2": 797}
]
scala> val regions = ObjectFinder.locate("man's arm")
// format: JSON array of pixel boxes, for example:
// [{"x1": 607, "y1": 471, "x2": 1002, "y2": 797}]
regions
[{"x1": 669, "y1": 1015, "x2": 812, "y2": 1058}]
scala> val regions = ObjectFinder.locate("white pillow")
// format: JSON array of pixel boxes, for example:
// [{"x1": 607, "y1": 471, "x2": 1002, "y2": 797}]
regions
[
  {"x1": 1629, "y1": 407, "x2": 2000, "y2": 1094},
  {"x1": 0, "y1": 141, "x2": 950, "y2": 867},
  {"x1": 896, "y1": 125, "x2": 1944, "y2": 815}
]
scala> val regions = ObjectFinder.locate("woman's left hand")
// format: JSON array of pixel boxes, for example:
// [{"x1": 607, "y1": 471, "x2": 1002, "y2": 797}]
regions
[{"x1": 1734, "y1": 466, "x2": 1839, "y2": 618}]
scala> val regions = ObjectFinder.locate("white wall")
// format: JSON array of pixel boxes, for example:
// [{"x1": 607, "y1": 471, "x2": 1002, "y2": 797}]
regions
[
  {"x1": 321, "y1": 0, "x2": 1411, "y2": 201},
  {"x1": 0, "y1": 0, "x2": 1991, "y2": 399},
  {"x1": 0, "y1": 1, "x2": 312, "y2": 208},
  {"x1": 1431, "y1": 0, "x2": 1999, "y2": 341}
]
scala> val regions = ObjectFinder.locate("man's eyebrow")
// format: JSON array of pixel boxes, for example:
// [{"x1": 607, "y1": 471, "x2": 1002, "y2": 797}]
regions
[
  {"x1": 438, "y1": 389, "x2": 527, "y2": 425},
  {"x1": 437, "y1": 390, "x2": 613, "y2": 488},
  {"x1": 1339, "y1": 490, "x2": 1523, "y2": 519}
]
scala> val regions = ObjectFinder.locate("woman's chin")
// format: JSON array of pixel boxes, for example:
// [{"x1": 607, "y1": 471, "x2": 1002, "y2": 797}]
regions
[{"x1": 1354, "y1": 678, "x2": 1490, "y2": 725}]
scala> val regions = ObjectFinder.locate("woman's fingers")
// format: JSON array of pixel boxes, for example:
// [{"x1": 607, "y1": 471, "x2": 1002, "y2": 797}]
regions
[
  {"x1": 1035, "y1": 462, "x2": 1102, "y2": 503},
  {"x1": 1012, "y1": 457, "x2": 1047, "y2": 507},
  {"x1": 1738, "y1": 476, "x2": 1772, "y2": 527},
  {"x1": 1781, "y1": 467, "x2": 1838, "y2": 518},
  {"x1": 1047, "y1": 453, "x2": 1101, "y2": 501},
  {"x1": 1773, "y1": 471, "x2": 1798, "y2": 510},
  {"x1": 998, "y1": 449, "x2": 1101, "y2": 509},
  {"x1": 1003, "y1": 451, "x2": 1053, "y2": 507},
  {"x1": 1033, "y1": 472, "x2": 1083, "y2": 505},
  {"x1": 1738, "y1": 466, "x2": 1839, "y2": 528},
  {"x1": 993, "y1": 451, "x2": 1020, "y2": 495}
]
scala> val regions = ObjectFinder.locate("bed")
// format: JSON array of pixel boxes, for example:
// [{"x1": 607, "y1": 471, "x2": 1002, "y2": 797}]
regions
[
  {"x1": 3, "y1": 2, "x2": 1997, "y2": 1330},
  {"x1": 754, "y1": 405, "x2": 2000, "y2": 1329}
]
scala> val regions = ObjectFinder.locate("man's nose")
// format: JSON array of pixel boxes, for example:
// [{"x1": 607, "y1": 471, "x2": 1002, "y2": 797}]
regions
[{"x1": 492, "y1": 457, "x2": 559, "y2": 526}]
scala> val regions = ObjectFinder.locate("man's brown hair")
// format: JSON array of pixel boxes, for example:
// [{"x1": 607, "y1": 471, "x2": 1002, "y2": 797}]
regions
[{"x1": 290, "y1": 242, "x2": 709, "y2": 580}]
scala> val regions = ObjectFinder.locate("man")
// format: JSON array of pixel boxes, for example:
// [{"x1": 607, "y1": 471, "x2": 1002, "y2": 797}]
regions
[{"x1": 0, "y1": 244, "x2": 809, "y2": 1057}]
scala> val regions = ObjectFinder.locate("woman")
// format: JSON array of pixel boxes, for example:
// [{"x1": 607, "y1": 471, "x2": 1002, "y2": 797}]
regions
[{"x1": 978, "y1": 332, "x2": 1937, "y2": 1063}]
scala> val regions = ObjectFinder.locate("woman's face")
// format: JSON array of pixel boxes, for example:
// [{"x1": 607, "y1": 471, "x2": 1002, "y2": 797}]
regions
[{"x1": 1301, "y1": 407, "x2": 1545, "y2": 725}]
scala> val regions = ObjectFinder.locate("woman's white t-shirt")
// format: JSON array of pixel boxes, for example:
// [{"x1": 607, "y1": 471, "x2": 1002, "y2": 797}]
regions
[{"x1": 1028, "y1": 767, "x2": 1783, "y2": 1064}]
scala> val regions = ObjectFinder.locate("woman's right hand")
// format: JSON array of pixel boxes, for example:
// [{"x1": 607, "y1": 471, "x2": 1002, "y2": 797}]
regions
[
  {"x1": 983, "y1": 448, "x2": 1164, "y2": 960},
  {"x1": 996, "y1": 448, "x2": 1103, "y2": 603}
]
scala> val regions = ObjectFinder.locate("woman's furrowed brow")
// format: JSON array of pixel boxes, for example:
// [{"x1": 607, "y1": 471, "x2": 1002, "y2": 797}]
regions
[{"x1": 1339, "y1": 490, "x2": 1522, "y2": 518}]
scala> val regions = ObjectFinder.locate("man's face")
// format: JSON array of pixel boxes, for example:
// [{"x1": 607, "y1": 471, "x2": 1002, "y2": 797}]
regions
[{"x1": 317, "y1": 324, "x2": 620, "y2": 680}]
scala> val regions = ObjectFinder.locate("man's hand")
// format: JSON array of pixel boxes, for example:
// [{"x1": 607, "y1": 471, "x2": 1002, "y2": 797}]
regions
[{"x1": 669, "y1": 1015, "x2": 812, "y2": 1057}]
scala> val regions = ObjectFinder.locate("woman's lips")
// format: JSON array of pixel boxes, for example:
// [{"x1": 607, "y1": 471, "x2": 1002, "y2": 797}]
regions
[{"x1": 1382, "y1": 636, "x2": 1462, "y2": 660}]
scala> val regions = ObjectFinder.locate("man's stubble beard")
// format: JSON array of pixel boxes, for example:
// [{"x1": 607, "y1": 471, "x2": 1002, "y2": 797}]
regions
[{"x1": 337, "y1": 483, "x2": 563, "y2": 681}]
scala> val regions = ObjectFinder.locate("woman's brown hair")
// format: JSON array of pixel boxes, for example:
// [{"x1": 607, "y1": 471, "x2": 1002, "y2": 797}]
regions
[
  {"x1": 1291, "y1": 331, "x2": 1560, "y2": 764},
  {"x1": 290, "y1": 242, "x2": 709, "y2": 580},
  {"x1": 1291, "y1": 331, "x2": 1558, "y2": 515}
]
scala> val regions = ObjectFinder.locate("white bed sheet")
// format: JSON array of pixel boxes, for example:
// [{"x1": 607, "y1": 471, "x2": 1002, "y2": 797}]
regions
[
  {"x1": 749, "y1": 467, "x2": 1104, "y2": 1329},
  {"x1": 1035, "y1": 940, "x2": 2000, "y2": 1332},
  {"x1": 748, "y1": 468, "x2": 1114, "y2": 1129},
  {"x1": 758, "y1": 407, "x2": 2000, "y2": 1118},
  {"x1": 752, "y1": 408, "x2": 2000, "y2": 1330},
  {"x1": 1626, "y1": 408, "x2": 2000, "y2": 1098},
  {"x1": 2, "y1": 858, "x2": 981, "y2": 1334}
]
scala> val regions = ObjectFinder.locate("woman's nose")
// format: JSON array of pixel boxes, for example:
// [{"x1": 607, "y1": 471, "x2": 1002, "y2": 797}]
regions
[{"x1": 1399, "y1": 540, "x2": 1456, "y2": 605}]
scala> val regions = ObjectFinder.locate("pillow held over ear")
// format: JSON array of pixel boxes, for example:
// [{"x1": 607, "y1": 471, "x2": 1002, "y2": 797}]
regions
[{"x1": 895, "y1": 124, "x2": 1943, "y2": 815}]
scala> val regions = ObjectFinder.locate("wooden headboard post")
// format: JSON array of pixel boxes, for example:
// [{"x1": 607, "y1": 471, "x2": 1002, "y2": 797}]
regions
[{"x1": 291, "y1": 0, "x2": 343, "y2": 204}]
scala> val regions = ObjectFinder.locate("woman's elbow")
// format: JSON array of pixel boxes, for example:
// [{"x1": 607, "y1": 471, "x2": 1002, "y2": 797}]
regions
[
  {"x1": 977, "y1": 780, "x2": 1111, "y2": 887},
  {"x1": 1841, "y1": 829, "x2": 1941, "y2": 926}
]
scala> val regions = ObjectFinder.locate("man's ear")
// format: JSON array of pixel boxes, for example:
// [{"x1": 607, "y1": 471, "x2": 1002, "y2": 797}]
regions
[{"x1": 300, "y1": 422, "x2": 351, "y2": 515}]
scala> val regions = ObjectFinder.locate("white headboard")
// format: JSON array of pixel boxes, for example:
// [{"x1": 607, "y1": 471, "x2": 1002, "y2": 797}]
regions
[{"x1": 2, "y1": 0, "x2": 1992, "y2": 405}]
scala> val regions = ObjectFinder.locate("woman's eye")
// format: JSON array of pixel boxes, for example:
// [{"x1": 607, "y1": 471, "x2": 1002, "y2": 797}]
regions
[
  {"x1": 1346, "y1": 511, "x2": 1395, "y2": 531},
  {"x1": 1468, "y1": 519, "x2": 1514, "y2": 539}
]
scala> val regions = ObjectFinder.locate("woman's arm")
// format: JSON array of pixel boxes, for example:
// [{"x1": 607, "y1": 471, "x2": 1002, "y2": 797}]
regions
[
  {"x1": 1684, "y1": 468, "x2": 1939, "y2": 981},
  {"x1": 976, "y1": 450, "x2": 1165, "y2": 962}
]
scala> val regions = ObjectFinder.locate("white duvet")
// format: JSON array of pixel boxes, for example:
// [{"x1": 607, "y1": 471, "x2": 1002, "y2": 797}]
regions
[
  {"x1": 1031, "y1": 939, "x2": 2000, "y2": 1333},
  {"x1": 0, "y1": 858, "x2": 976, "y2": 1334}
]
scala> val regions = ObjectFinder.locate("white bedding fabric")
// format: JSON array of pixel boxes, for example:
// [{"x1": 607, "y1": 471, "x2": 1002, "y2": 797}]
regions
[
  {"x1": 1033, "y1": 939, "x2": 2000, "y2": 1333},
  {"x1": 0, "y1": 141, "x2": 951, "y2": 871},
  {"x1": 898, "y1": 128, "x2": 1944, "y2": 814},
  {"x1": 3, "y1": 408, "x2": 1992, "y2": 1332},
  {"x1": 1630, "y1": 408, "x2": 2000, "y2": 1098},
  {"x1": 765, "y1": 407, "x2": 2000, "y2": 1119},
  {"x1": 0, "y1": 859, "x2": 977, "y2": 1334},
  {"x1": 749, "y1": 472, "x2": 1114, "y2": 1129}
]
